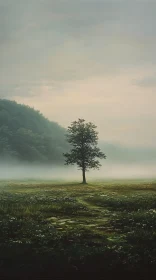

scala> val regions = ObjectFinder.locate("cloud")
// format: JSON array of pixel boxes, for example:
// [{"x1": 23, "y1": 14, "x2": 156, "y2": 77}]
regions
[
  {"x1": 14, "y1": 70, "x2": 156, "y2": 148},
  {"x1": 135, "y1": 76, "x2": 156, "y2": 88},
  {"x1": 1, "y1": 0, "x2": 156, "y2": 99}
]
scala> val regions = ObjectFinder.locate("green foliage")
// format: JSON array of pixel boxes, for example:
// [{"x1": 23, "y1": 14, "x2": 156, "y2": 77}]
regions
[
  {"x1": 0, "y1": 99, "x2": 68, "y2": 163},
  {"x1": 0, "y1": 181, "x2": 156, "y2": 278},
  {"x1": 64, "y1": 119, "x2": 106, "y2": 183}
]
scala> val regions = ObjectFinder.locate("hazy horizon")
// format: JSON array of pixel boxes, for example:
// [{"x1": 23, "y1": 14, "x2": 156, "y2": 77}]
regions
[{"x1": 0, "y1": 160, "x2": 155, "y2": 181}]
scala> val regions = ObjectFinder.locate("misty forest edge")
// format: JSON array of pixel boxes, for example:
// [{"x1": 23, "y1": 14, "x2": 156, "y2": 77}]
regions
[{"x1": 0, "y1": 99, "x2": 106, "y2": 183}]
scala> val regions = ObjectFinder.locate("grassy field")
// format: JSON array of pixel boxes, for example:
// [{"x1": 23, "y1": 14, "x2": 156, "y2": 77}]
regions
[{"x1": 0, "y1": 179, "x2": 156, "y2": 279}]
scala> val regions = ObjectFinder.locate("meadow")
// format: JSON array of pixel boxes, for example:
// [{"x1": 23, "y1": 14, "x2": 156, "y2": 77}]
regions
[{"x1": 0, "y1": 179, "x2": 156, "y2": 279}]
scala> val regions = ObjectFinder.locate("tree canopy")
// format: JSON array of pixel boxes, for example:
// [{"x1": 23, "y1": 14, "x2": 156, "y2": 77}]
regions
[
  {"x1": 64, "y1": 119, "x2": 106, "y2": 183},
  {"x1": 0, "y1": 99, "x2": 68, "y2": 163}
]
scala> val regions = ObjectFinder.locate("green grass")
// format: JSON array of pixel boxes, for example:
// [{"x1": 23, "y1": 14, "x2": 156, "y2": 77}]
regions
[{"x1": 0, "y1": 180, "x2": 156, "y2": 279}]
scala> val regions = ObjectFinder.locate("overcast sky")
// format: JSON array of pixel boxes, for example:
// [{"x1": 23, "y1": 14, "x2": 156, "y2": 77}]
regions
[{"x1": 0, "y1": 0, "x2": 156, "y2": 148}]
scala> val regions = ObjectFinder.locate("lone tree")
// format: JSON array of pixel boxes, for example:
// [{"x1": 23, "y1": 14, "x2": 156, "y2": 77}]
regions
[{"x1": 63, "y1": 119, "x2": 106, "y2": 184}]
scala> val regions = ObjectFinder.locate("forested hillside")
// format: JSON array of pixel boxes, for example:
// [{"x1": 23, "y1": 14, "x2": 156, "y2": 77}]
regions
[{"x1": 0, "y1": 99, "x2": 68, "y2": 163}]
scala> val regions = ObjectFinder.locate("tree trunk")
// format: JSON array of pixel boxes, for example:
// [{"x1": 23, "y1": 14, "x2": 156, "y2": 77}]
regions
[{"x1": 82, "y1": 167, "x2": 87, "y2": 184}]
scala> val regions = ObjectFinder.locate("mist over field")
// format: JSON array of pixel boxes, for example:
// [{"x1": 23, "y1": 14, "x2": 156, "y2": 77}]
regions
[{"x1": 0, "y1": 160, "x2": 155, "y2": 181}]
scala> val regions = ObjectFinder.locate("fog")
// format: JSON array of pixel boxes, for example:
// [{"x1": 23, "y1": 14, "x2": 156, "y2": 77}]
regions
[{"x1": 0, "y1": 161, "x2": 155, "y2": 181}]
